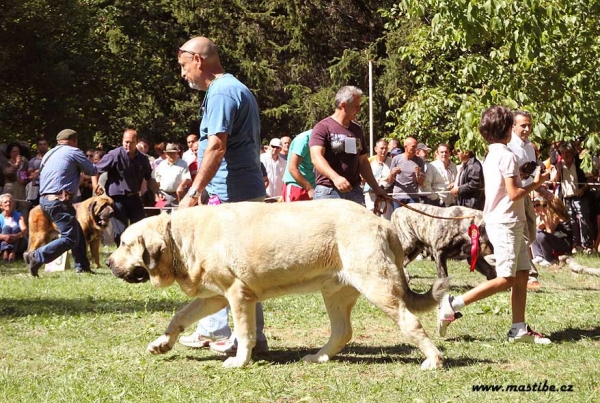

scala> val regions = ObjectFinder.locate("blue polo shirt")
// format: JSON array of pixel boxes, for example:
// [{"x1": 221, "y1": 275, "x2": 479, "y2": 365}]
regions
[
  {"x1": 96, "y1": 147, "x2": 152, "y2": 196},
  {"x1": 198, "y1": 73, "x2": 265, "y2": 202}
]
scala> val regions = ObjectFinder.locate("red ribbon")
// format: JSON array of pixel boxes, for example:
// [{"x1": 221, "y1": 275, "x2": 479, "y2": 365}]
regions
[{"x1": 468, "y1": 224, "x2": 480, "y2": 273}]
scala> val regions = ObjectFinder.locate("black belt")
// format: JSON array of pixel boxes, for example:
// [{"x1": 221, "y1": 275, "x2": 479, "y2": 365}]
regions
[
  {"x1": 161, "y1": 190, "x2": 177, "y2": 196},
  {"x1": 112, "y1": 192, "x2": 139, "y2": 197}
]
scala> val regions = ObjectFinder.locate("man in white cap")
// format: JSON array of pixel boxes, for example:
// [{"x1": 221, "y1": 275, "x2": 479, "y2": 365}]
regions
[
  {"x1": 155, "y1": 143, "x2": 191, "y2": 207},
  {"x1": 260, "y1": 138, "x2": 286, "y2": 197}
]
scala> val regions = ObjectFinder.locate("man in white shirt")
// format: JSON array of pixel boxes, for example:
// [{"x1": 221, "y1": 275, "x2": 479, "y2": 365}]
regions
[
  {"x1": 423, "y1": 143, "x2": 457, "y2": 206},
  {"x1": 260, "y1": 138, "x2": 286, "y2": 197},
  {"x1": 280, "y1": 136, "x2": 292, "y2": 161},
  {"x1": 507, "y1": 110, "x2": 541, "y2": 289},
  {"x1": 364, "y1": 139, "x2": 393, "y2": 219},
  {"x1": 155, "y1": 143, "x2": 191, "y2": 207},
  {"x1": 182, "y1": 134, "x2": 199, "y2": 167}
]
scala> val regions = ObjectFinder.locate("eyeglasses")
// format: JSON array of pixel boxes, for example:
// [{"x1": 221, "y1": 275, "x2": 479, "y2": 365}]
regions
[{"x1": 178, "y1": 48, "x2": 198, "y2": 58}]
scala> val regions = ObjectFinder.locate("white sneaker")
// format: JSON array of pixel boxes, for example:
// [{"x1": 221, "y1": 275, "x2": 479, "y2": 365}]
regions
[
  {"x1": 538, "y1": 259, "x2": 551, "y2": 267},
  {"x1": 179, "y1": 333, "x2": 226, "y2": 348},
  {"x1": 437, "y1": 294, "x2": 462, "y2": 337},
  {"x1": 532, "y1": 256, "x2": 544, "y2": 264},
  {"x1": 508, "y1": 325, "x2": 552, "y2": 345},
  {"x1": 209, "y1": 338, "x2": 269, "y2": 356}
]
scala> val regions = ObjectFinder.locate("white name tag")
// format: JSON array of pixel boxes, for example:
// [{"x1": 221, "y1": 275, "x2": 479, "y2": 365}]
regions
[{"x1": 345, "y1": 137, "x2": 357, "y2": 154}]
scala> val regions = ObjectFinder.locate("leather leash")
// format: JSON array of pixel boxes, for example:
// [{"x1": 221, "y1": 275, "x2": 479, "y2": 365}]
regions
[{"x1": 373, "y1": 195, "x2": 477, "y2": 220}]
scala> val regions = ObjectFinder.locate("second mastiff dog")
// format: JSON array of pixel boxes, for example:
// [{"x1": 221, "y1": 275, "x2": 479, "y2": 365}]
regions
[
  {"x1": 28, "y1": 195, "x2": 115, "y2": 268},
  {"x1": 391, "y1": 204, "x2": 496, "y2": 279},
  {"x1": 107, "y1": 199, "x2": 448, "y2": 369}
]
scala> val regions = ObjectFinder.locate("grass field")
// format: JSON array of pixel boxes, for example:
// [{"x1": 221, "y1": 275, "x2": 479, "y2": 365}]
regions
[{"x1": 1, "y1": 251, "x2": 599, "y2": 403}]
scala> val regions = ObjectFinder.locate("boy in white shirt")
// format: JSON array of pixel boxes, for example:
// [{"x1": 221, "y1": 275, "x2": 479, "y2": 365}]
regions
[{"x1": 437, "y1": 105, "x2": 552, "y2": 344}]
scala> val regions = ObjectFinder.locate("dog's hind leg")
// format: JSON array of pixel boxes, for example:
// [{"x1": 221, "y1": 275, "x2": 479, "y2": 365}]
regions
[
  {"x1": 147, "y1": 296, "x2": 228, "y2": 355},
  {"x1": 397, "y1": 305, "x2": 444, "y2": 369},
  {"x1": 302, "y1": 285, "x2": 360, "y2": 364},
  {"x1": 433, "y1": 250, "x2": 449, "y2": 278},
  {"x1": 356, "y1": 268, "x2": 444, "y2": 370}
]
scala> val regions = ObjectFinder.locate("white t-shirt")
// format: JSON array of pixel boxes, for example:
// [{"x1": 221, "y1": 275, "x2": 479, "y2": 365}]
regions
[
  {"x1": 507, "y1": 132, "x2": 536, "y2": 186},
  {"x1": 155, "y1": 159, "x2": 191, "y2": 193},
  {"x1": 483, "y1": 143, "x2": 526, "y2": 224},
  {"x1": 260, "y1": 153, "x2": 286, "y2": 197}
]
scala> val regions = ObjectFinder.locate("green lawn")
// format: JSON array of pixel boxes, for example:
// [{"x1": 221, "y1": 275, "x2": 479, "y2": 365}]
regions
[{"x1": 1, "y1": 252, "x2": 599, "y2": 403}]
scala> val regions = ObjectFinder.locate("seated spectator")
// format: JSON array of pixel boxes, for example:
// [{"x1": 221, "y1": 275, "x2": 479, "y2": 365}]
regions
[
  {"x1": 0, "y1": 193, "x2": 27, "y2": 262},
  {"x1": 531, "y1": 196, "x2": 572, "y2": 266}
]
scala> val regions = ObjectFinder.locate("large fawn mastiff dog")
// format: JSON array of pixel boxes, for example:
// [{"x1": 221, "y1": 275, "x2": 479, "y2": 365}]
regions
[
  {"x1": 391, "y1": 204, "x2": 496, "y2": 279},
  {"x1": 107, "y1": 199, "x2": 447, "y2": 369}
]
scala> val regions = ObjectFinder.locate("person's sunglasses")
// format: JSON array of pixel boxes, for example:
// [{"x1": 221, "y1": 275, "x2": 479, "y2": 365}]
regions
[
  {"x1": 534, "y1": 203, "x2": 548, "y2": 208},
  {"x1": 86, "y1": 154, "x2": 94, "y2": 158},
  {"x1": 178, "y1": 48, "x2": 197, "y2": 58}
]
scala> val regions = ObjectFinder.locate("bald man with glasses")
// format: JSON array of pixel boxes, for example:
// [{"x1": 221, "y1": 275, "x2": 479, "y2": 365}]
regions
[{"x1": 176, "y1": 36, "x2": 268, "y2": 357}]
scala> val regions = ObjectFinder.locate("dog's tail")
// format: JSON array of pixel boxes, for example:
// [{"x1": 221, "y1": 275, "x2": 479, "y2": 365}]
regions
[
  {"x1": 388, "y1": 227, "x2": 449, "y2": 312},
  {"x1": 404, "y1": 277, "x2": 448, "y2": 313}
]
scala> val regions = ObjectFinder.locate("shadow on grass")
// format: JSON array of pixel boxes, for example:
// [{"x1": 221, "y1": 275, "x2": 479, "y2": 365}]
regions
[
  {"x1": 0, "y1": 297, "x2": 184, "y2": 317},
  {"x1": 549, "y1": 327, "x2": 600, "y2": 343},
  {"x1": 178, "y1": 343, "x2": 494, "y2": 368}
]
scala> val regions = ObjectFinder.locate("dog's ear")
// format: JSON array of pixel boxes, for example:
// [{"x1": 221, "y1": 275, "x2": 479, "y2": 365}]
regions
[
  {"x1": 88, "y1": 199, "x2": 98, "y2": 217},
  {"x1": 141, "y1": 233, "x2": 166, "y2": 271}
]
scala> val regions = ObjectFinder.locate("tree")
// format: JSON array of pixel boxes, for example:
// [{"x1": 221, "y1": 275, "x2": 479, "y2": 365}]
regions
[
  {"x1": 0, "y1": 0, "x2": 396, "y2": 150},
  {"x1": 380, "y1": 0, "x2": 600, "y2": 169}
]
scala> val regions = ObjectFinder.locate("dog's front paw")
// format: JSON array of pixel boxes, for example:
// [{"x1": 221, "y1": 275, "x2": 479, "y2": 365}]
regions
[
  {"x1": 147, "y1": 335, "x2": 172, "y2": 355},
  {"x1": 301, "y1": 353, "x2": 330, "y2": 364},
  {"x1": 222, "y1": 356, "x2": 250, "y2": 368},
  {"x1": 420, "y1": 356, "x2": 443, "y2": 370}
]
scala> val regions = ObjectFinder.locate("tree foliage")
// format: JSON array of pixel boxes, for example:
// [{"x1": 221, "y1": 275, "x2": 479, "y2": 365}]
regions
[
  {"x1": 0, "y1": 0, "x2": 394, "y2": 150},
  {"x1": 380, "y1": 0, "x2": 600, "y2": 168},
  {"x1": 1, "y1": 0, "x2": 599, "y2": 166}
]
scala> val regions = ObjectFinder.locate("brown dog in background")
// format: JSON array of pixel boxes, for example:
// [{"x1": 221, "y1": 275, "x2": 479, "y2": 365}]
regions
[{"x1": 28, "y1": 195, "x2": 115, "y2": 268}]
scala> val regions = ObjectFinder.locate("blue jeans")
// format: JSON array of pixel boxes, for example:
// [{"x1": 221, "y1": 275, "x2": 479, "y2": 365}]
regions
[
  {"x1": 196, "y1": 195, "x2": 266, "y2": 342},
  {"x1": 197, "y1": 304, "x2": 266, "y2": 342},
  {"x1": 313, "y1": 184, "x2": 365, "y2": 205},
  {"x1": 1, "y1": 225, "x2": 21, "y2": 252},
  {"x1": 33, "y1": 198, "x2": 90, "y2": 270}
]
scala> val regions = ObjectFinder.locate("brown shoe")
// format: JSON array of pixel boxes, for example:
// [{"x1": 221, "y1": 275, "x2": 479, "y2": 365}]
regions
[{"x1": 527, "y1": 280, "x2": 542, "y2": 290}]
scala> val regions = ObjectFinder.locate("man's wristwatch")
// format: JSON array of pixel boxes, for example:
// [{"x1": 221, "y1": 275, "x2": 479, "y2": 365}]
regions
[{"x1": 187, "y1": 188, "x2": 200, "y2": 199}]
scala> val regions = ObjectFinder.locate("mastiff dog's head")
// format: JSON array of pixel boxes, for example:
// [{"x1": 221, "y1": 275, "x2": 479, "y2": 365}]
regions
[
  {"x1": 88, "y1": 195, "x2": 115, "y2": 230},
  {"x1": 106, "y1": 213, "x2": 176, "y2": 286}
]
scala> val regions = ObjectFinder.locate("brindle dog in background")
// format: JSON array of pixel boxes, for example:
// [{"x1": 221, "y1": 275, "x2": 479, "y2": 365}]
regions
[
  {"x1": 391, "y1": 204, "x2": 496, "y2": 280},
  {"x1": 28, "y1": 195, "x2": 115, "y2": 268}
]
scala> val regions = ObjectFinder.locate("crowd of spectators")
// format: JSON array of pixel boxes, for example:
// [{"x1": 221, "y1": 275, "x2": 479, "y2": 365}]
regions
[{"x1": 1, "y1": 111, "x2": 598, "y2": 271}]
